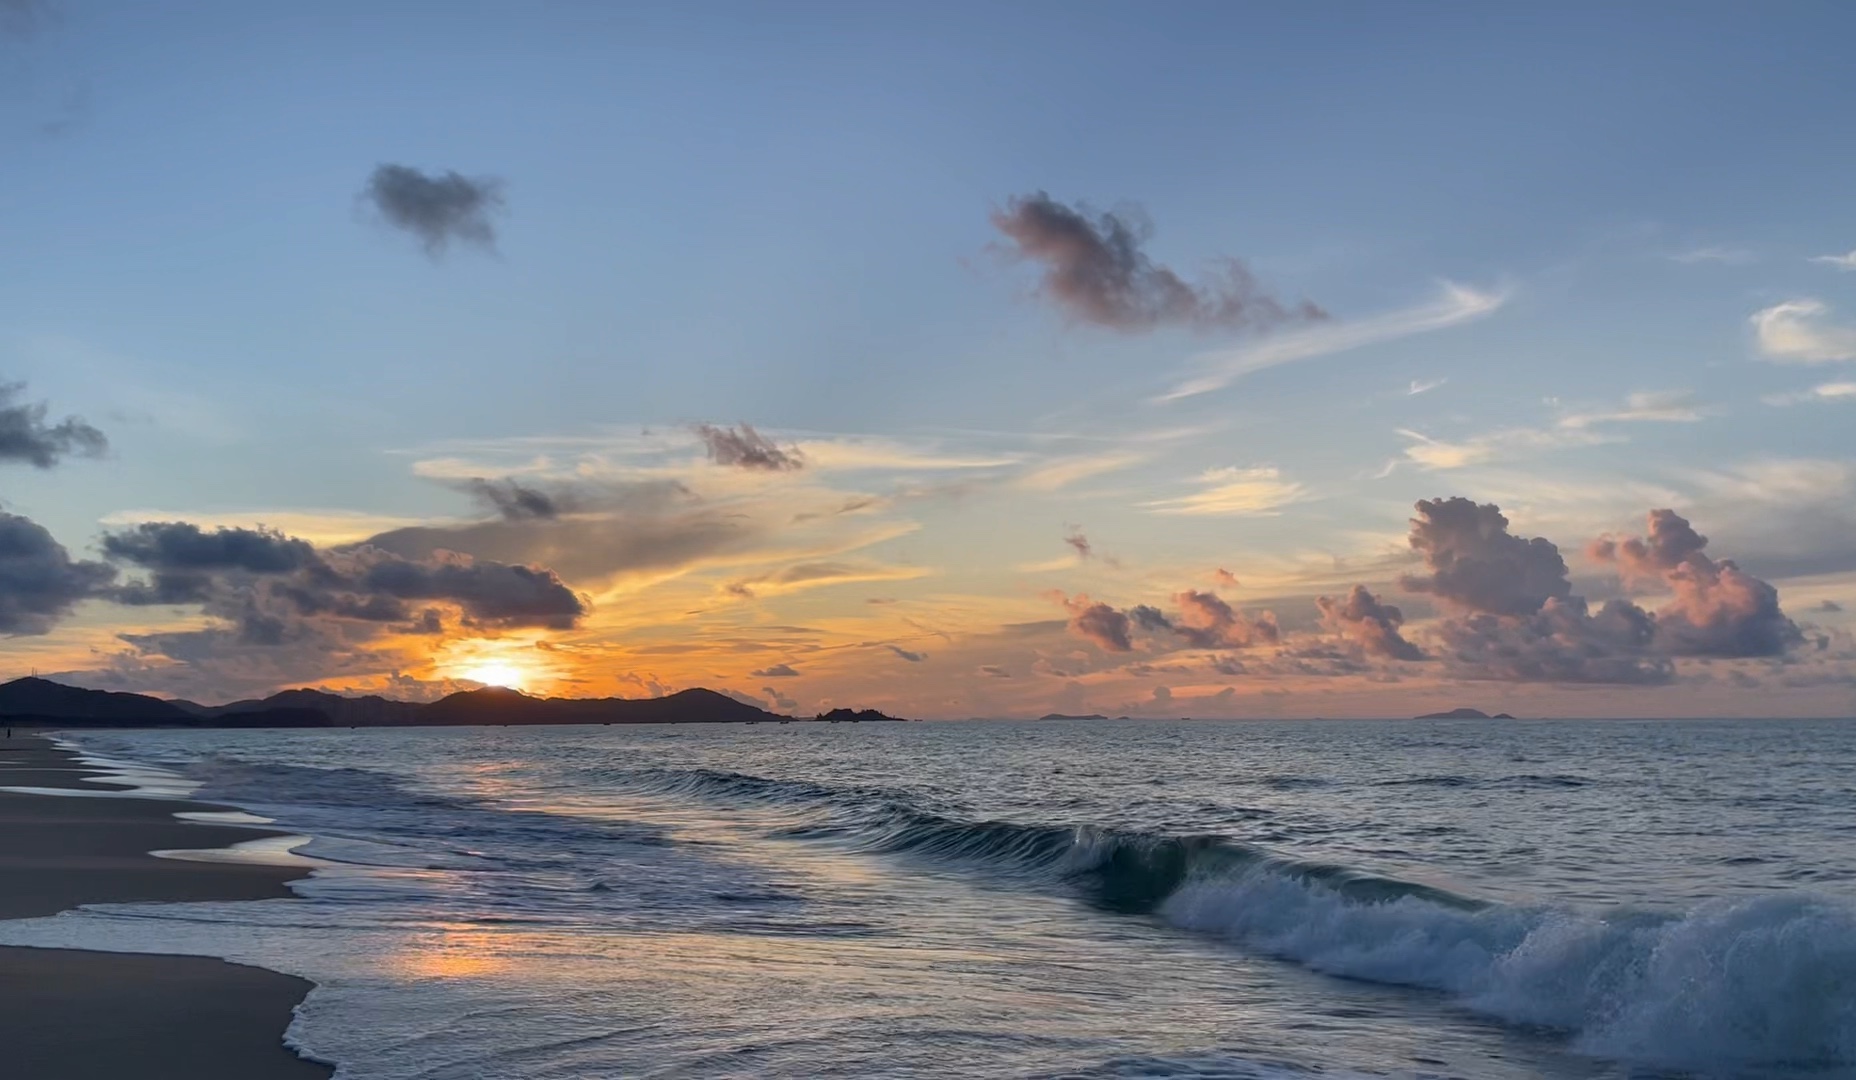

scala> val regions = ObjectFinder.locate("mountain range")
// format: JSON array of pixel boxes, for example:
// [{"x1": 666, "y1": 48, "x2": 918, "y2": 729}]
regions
[{"x1": 0, "y1": 677, "x2": 805, "y2": 729}]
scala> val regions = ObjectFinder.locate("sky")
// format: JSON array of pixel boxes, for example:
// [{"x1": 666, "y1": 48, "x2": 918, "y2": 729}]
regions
[{"x1": 3, "y1": 1, "x2": 1856, "y2": 718}]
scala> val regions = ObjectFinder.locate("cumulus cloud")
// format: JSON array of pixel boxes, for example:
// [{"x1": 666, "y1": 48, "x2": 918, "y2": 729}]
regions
[
  {"x1": 363, "y1": 164, "x2": 505, "y2": 257},
  {"x1": 762, "y1": 686, "x2": 798, "y2": 711},
  {"x1": 1317, "y1": 585, "x2": 1423, "y2": 661},
  {"x1": 1391, "y1": 498, "x2": 1804, "y2": 684},
  {"x1": 1057, "y1": 593, "x2": 1134, "y2": 652},
  {"x1": 1401, "y1": 497, "x2": 1574, "y2": 616},
  {"x1": 0, "y1": 512, "x2": 115, "y2": 635},
  {"x1": 886, "y1": 645, "x2": 927, "y2": 662},
  {"x1": 0, "y1": 382, "x2": 107, "y2": 468},
  {"x1": 990, "y1": 191, "x2": 1323, "y2": 333},
  {"x1": 1212, "y1": 568, "x2": 1240, "y2": 588},
  {"x1": 1588, "y1": 508, "x2": 1803, "y2": 658},
  {"x1": 1167, "y1": 589, "x2": 1280, "y2": 649},
  {"x1": 752, "y1": 663, "x2": 799, "y2": 678},
  {"x1": 695, "y1": 423, "x2": 804, "y2": 472},
  {"x1": 1751, "y1": 299, "x2": 1856, "y2": 363}
]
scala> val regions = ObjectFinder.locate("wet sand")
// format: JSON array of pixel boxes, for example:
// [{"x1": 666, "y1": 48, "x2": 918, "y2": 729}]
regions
[{"x1": 0, "y1": 733, "x2": 334, "y2": 1078}]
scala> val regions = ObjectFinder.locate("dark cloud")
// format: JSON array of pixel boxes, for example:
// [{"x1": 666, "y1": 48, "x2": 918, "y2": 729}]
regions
[
  {"x1": 979, "y1": 665, "x2": 1012, "y2": 678},
  {"x1": 357, "y1": 552, "x2": 585, "y2": 630},
  {"x1": 1212, "y1": 568, "x2": 1240, "y2": 588},
  {"x1": 0, "y1": 382, "x2": 107, "y2": 468},
  {"x1": 1819, "y1": 600, "x2": 1845, "y2": 613},
  {"x1": 990, "y1": 191, "x2": 1325, "y2": 333},
  {"x1": 1317, "y1": 585, "x2": 1424, "y2": 661},
  {"x1": 1064, "y1": 530, "x2": 1093, "y2": 560},
  {"x1": 1059, "y1": 594, "x2": 1134, "y2": 652},
  {"x1": 0, "y1": 512, "x2": 115, "y2": 635},
  {"x1": 762, "y1": 686, "x2": 798, "y2": 711},
  {"x1": 886, "y1": 645, "x2": 928, "y2": 662},
  {"x1": 752, "y1": 663, "x2": 799, "y2": 678},
  {"x1": 363, "y1": 164, "x2": 505, "y2": 257},
  {"x1": 1432, "y1": 598, "x2": 1672, "y2": 685},
  {"x1": 100, "y1": 521, "x2": 589, "y2": 638},
  {"x1": 101, "y1": 522, "x2": 324, "y2": 608},
  {"x1": 1401, "y1": 497, "x2": 1574, "y2": 616},
  {"x1": 1589, "y1": 508, "x2": 1803, "y2": 659},
  {"x1": 1128, "y1": 604, "x2": 1172, "y2": 632},
  {"x1": 460, "y1": 478, "x2": 570, "y2": 521},
  {"x1": 694, "y1": 423, "x2": 804, "y2": 472}
]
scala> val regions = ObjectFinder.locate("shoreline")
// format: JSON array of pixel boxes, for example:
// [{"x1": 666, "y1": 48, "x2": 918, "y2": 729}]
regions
[{"x1": 0, "y1": 731, "x2": 335, "y2": 1079}]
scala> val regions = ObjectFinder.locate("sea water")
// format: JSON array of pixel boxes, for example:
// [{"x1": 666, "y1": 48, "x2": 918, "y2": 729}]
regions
[{"x1": 2, "y1": 718, "x2": 1853, "y2": 1079}]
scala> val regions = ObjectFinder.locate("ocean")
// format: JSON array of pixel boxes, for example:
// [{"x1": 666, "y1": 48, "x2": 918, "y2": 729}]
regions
[{"x1": 3, "y1": 718, "x2": 1854, "y2": 1079}]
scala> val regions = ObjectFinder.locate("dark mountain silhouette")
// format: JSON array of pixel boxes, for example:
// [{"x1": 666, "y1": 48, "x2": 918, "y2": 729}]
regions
[
  {"x1": 0, "y1": 677, "x2": 800, "y2": 729},
  {"x1": 814, "y1": 708, "x2": 903, "y2": 723}
]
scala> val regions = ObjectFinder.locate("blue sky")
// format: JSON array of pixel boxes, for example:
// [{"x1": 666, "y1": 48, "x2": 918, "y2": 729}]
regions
[{"x1": 3, "y1": 1, "x2": 1855, "y2": 716}]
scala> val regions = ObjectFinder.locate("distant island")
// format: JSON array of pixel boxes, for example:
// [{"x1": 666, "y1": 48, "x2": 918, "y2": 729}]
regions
[
  {"x1": 0, "y1": 676, "x2": 913, "y2": 729},
  {"x1": 814, "y1": 708, "x2": 905, "y2": 723},
  {"x1": 1415, "y1": 707, "x2": 1516, "y2": 720},
  {"x1": 1039, "y1": 713, "x2": 1108, "y2": 721}
]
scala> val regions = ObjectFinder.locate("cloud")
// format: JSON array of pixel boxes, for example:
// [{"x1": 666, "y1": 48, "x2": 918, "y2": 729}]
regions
[
  {"x1": 990, "y1": 191, "x2": 1323, "y2": 333},
  {"x1": 362, "y1": 164, "x2": 505, "y2": 257},
  {"x1": 101, "y1": 520, "x2": 590, "y2": 635},
  {"x1": 0, "y1": 512, "x2": 115, "y2": 635},
  {"x1": 1317, "y1": 585, "x2": 1423, "y2": 661},
  {"x1": 752, "y1": 663, "x2": 799, "y2": 678},
  {"x1": 1057, "y1": 593, "x2": 1134, "y2": 652},
  {"x1": 1407, "y1": 378, "x2": 1447, "y2": 396},
  {"x1": 1157, "y1": 281, "x2": 1504, "y2": 402},
  {"x1": 762, "y1": 686, "x2": 798, "y2": 711},
  {"x1": 1751, "y1": 299, "x2": 1856, "y2": 363},
  {"x1": 1397, "y1": 391, "x2": 1706, "y2": 470},
  {"x1": 886, "y1": 645, "x2": 927, "y2": 662},
  {"x1": 1669, "y1": 247, "x2": 1755, "y2": 265},
  {"x1": 1809, "y1": 250, "x2": 1856, "y2": 271},
  {"x1": 695, "y1": 424, "x2": 804, "y2": 472},
  {"x1": 1432, "y1": 600, "x2": 1673, "y2": 685},
  {"x1": 0, "y1": 382, "x2": 107, "y2": 468},
  {"x1": 723, "y1": 560, "x2": 929, "y2": 599},
  {"x1": 1819, "y1": 600, "x2": 1844, "y2": 613},
  {"x1": 1401, "y1": 497, "x2": 1575, "y2": 616},
  {"x1": 979, "y1": 664, "x2": 1012, "y2": 678},
  {"x1": 1212, "y1": 568, "x2": 1240, "y2": 588},
  {"x1": 1588, "y1": 508, "x2": 1803, "y2": 658},
  {"x1": 1764, "y1": 381, "x2": 1856, "y2": 407},
  {"x1": 460, "y1": 478, "x2": 570, "y2": 520},
  {"x1": 1166, "y1": 589, "x2": 1279, "y2": 649},
  {"x1": 1142, "y1": 465, "x2": 1305, "y2": 516},
  {"x1": 1017, "y1": 451, "x2": 1147, "y2": 492}
]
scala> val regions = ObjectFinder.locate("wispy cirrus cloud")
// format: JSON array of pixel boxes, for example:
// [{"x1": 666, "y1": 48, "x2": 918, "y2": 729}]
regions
[
  {"x1": 1156, "y1": 281, "x2": 1506, "y2": 403},
  {"x1": 1016, "y1": 450, "x2": 1148, "y2": 492},
  {"x1": 1808, "y1": 250, "x2": 1856, "y2": 271},
  {"x1": 1397, "y1": 391, "x2": 1710, "y2": 470},
  {"x1": 1668, "y1": 246, "x2": 1755, "y2": 266},
  {"x1": 1142, "y1": 465, "x2": 1305, "y2": 516},
  {"x1": 1750, "y1": 299, "x2": 1856, "y2": 363},
  {"x1": 1764, "y1": 381, "x2": 1856, "y2": 407}
]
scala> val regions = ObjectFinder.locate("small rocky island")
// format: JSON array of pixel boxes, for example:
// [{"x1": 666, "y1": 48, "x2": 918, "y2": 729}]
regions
[
  {"x1": 815, "y1": 708, "x2": 906, "y2": 723},
  {"x1": 1415, "y1": 707, "x2": 1516, "y2": 720},
  {"x1": 1039, "y1": 712, "x2": 1108, "y2": 721}
]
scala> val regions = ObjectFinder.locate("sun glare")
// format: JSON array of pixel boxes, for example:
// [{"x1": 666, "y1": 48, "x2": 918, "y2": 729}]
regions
[{"x1": 462, "y1": 662, "x2": 527, "y2": 691}]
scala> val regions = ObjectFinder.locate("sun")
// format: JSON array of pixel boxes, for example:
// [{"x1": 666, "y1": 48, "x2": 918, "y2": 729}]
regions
[{"x1": 461, "y1": 662, "x2": 528, "y2": 691}]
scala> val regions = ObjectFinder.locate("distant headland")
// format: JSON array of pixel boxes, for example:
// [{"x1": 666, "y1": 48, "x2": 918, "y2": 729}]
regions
[
  {"x1": 1414, "y1": 707, "x2": 1517, "y2": 720},
  {"x1": 1039, "y1": 713, "x2": 1108, "y2": 721},
  {"x1": 0, "y1": 676, "x2": 911, "y2": 729}
]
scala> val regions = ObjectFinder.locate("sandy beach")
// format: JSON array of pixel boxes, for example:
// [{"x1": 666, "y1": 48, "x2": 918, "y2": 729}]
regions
[{"x1": 0, "y1": 734, "x2": 333, "y2": 1079}]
